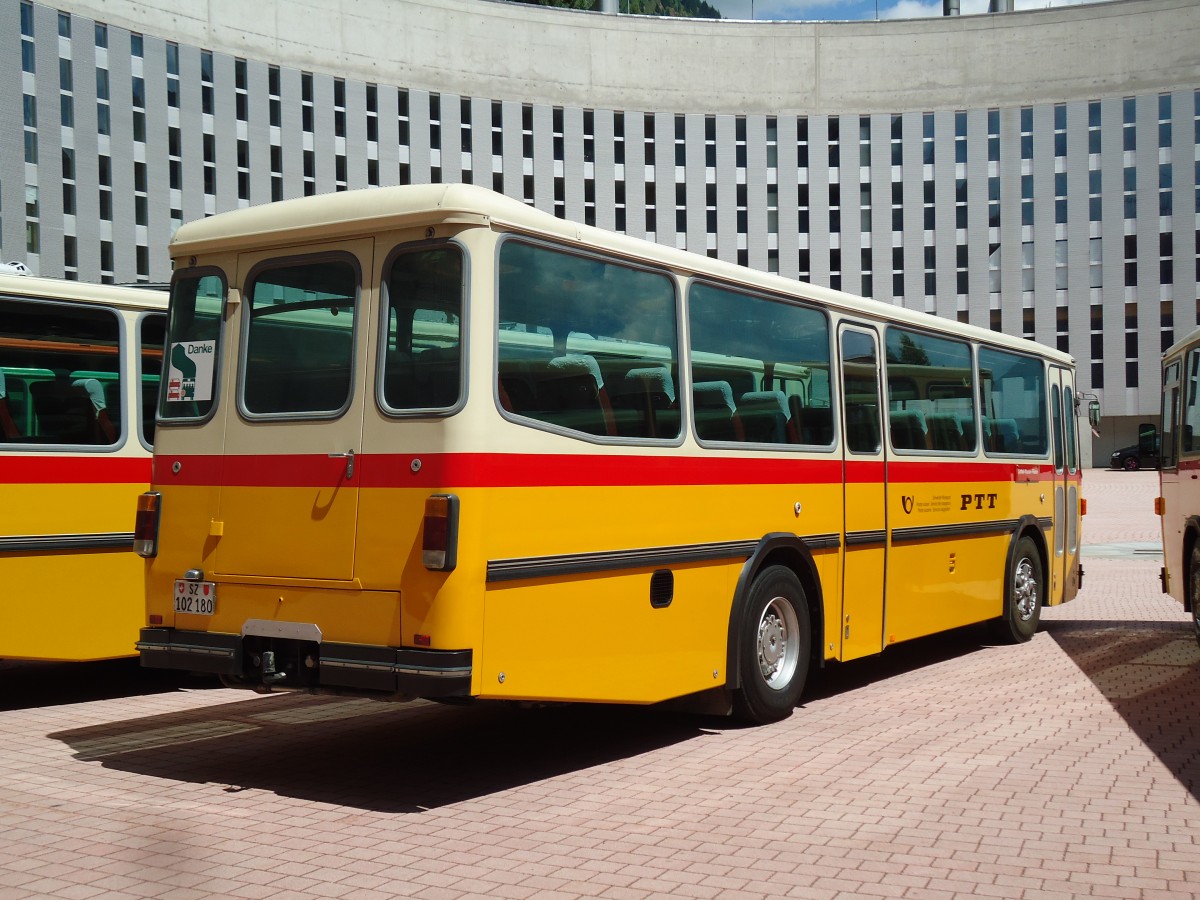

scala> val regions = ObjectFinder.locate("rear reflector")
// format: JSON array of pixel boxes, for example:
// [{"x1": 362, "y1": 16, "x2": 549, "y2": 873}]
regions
[
  {"x1": 134, "y1": 491, "x2": 162, "y2": 558},
  {"x1": 422, "y1": 494, "x2": 459, "y2": 571}
]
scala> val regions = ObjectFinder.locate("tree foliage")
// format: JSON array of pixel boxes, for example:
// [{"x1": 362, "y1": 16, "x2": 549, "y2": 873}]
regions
[{"x1": 507, "y1": 0, "x2": 723, "y2": 19}]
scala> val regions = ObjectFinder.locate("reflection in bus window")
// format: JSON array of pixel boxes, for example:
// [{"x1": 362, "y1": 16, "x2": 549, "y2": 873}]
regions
[
  {"x1": 884, "y1": 327, "x2": 977, "y2": 453},
  {"x1": 687, "y1": 282, "x2": 832, "y2": 446},
  {"x1": 381, "y1": 246, "x2": 463, "y2": 412},
  {"x1": 0, "y1": 297, "x2": 122, "y2": 446},
  {"x1": 242, "y1": 260, "x2": 359, "y2": 417},
  {"x1": 977, "y1": 346, "x2": 1048, "y2": 456},
  {"x1": 161, "y1": 273, "x2": 225, "y2": 420},
  {"x1": 497, "y1": 239, "x2": 680, "y2": 440}
]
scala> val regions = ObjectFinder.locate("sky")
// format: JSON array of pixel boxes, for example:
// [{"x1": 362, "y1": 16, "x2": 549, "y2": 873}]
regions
[{"x1": 703, "y1": 0, "x2": 1120, "y2": 22}]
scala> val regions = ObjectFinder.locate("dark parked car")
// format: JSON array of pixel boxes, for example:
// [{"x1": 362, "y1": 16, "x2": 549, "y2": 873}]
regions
[{"x1": 1110, "y1": 427, "x2": 1160, "y2": 471}]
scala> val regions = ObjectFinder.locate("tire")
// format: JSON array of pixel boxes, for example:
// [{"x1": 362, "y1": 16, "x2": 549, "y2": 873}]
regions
[
  {"x1": 1123, "y1": 455, "x2": 1140, "y2": 471},
  {"x1": 732, "y1": 565, "x2": 811, "y2": 724},
  {"x1": 1188, "y1": 545, "x2": 1200, "y2": 650},
  {"x1": 991, "y1": 536, "x2": 1043, "y2": 644}
]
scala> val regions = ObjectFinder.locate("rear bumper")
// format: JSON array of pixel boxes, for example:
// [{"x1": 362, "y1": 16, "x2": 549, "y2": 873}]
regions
[{"x1": 136, "y1": 627, "x2": 473, "y2": 698}]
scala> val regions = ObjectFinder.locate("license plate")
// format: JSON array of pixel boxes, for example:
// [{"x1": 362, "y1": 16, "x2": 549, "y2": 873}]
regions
[{"x1": 174, "y1": 579, "x2": 216, "y2": 615}]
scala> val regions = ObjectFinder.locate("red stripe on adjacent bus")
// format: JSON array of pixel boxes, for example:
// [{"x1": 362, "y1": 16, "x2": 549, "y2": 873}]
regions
[
  {"x1": 0, "y1": 455, "x2": 152, "y2": 485},
  {"x1": 155, "y1": 452, "x2": 1037, "y2": 489}
]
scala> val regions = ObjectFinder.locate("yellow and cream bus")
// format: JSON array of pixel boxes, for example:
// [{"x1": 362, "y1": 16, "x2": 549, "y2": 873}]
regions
[
  {"x1": 135, "y1": 184, "x2": 1082, "y2": 723},
  {"x1": 1156, "y1": 328, "x2": 1200, "y2": 646},
  {"x1": 1, "y1": 272, "x2": 166, "y2": 661}
]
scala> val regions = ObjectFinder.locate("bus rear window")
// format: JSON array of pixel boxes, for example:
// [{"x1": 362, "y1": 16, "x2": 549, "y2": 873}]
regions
[
  {"x1": 242, "y1": 259, "x2": 359, "y2": 417},
  {"x1": 381, "y1": 245, "x2": 464, "y2": 412},
  {"x1": 162, "y1": 273, "x2": 225, "y2": 420},
  {"x1": 0, "y1": 298, "x2": 122, "y2": 446}
]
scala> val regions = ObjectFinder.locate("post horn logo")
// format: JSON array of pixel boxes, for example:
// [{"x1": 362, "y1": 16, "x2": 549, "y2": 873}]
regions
[{"x1": 901, "y1": 495, "x2": 915, "y2": 514}]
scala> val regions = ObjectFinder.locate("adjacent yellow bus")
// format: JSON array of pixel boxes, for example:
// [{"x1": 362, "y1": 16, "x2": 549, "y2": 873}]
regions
[
  {"x1": 1156, "y1": 328, "x2": 1200, "y2": 646},
  {"x1": 135, "y1": 184, "x2": 1082, "y2": 722},
  {"x1": 1, "y1": 273, "x2": 166, "y2": 660}
]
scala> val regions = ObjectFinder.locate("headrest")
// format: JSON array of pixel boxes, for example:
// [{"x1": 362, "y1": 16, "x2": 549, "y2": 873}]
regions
[
  {"x1": 739, "y1": 390, "x2": 789, "y2": 418},
  {"x1": 624, "y1": 366, "x2": 675, "y2": 403},
  {"x1": 693, "y1": 381, "x2": 735, "y2": 413},
  {"x1": 547, "y1": 354, "x2": 603, "y2": 390}
]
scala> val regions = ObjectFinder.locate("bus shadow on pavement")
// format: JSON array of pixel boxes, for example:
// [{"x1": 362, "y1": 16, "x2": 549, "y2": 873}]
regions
[
  {"x1": 49, "y1": 693, "x2": 704, "y2": 813},
  {"x1": 1042, "y1": 618, "x2": 1200, "y2": 800},
  {"x1": 803, "y1": 623, "x2": 992, "y2": 703},
  {"x1": 0, "y1": 658, "x2": 209, "y2": 712}
]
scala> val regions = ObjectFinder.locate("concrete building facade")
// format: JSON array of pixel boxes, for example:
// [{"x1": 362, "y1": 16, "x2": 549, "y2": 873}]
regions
[{"x1": 2, "y1": 0, "x2": 1198, "y2": 461}]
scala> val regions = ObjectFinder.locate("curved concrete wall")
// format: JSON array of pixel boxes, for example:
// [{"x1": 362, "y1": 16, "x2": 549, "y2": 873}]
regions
[{"x1": 61, "y1": 0, "x2": 1200, "y2": 114}]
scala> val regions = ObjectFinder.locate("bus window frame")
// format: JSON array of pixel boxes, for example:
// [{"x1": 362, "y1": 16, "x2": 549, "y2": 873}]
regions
[
  {"x1": 493, "y1": 233, "x2": 686, "y2": 448},
  {"x1": 685, "y1": 275, "x2": 836, "y2": 453},
  {"x1": 237, "y1": 251, "x2": 363, "y2": 423},
  {"x1": 976, "y1": 343, "x2": 1051, "y2": 460},
  {"x1": 1161, "y1": 358, "x2": 1180, "y2": 470},
  {"x1": 1181, "y1": 347, "x2": 1200, "y2": 460},
  {"x1": 376, "y1": 238, "x2": 469, "y2": 420},
  {"x1": 0, "y1": 295, "x2": 127, "y2": 452},
  {"x1": 882, "y1": 323, "x2": 979, "y2": 458},
  {"x1": 158, "y1": 266, "x2": 228, "y2": 428},
  {"x1": 136, "y1": 309, "x2": 167, "y2": 452}
]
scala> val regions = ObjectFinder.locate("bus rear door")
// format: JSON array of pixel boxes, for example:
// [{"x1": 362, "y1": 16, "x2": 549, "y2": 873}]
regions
[{"x1": 213, "y1": 248, "x2": 371, "y2": 583}]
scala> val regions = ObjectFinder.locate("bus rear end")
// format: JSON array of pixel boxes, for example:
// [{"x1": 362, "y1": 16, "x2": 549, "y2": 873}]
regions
[
  {"x1": 137, "y1": 190, "x2": 478, "y2": 698},
  {"x1": 1157, "y1": 330, "x2": 1200, "y2": 646}
]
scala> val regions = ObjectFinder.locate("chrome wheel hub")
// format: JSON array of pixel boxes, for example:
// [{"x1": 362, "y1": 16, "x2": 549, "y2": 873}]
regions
[
  {"x1": 756, "y1": 596, "x2": 800, "y2": 689},
  {"x1": 1014, "y1": 558, "x2": 1038, "y2": 621}
]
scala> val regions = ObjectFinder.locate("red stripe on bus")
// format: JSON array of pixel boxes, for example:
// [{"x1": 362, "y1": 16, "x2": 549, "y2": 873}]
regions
[
  {"x1": 0, "y1": 455, "x2": 151, "y2": 485},
  {"x1": 154, "y1": 452, "x2": 1039, "y2": 489}
]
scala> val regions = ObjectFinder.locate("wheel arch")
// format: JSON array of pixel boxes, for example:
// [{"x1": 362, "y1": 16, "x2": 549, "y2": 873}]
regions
[
  {"x1": 1005, "y1": 516, "x2": 1049, "y2": 607},
  {"x1": 1182, "y1": 516, "x2": 1200, "y2": 612},
  {"x1": 725, "y1": 533, "x2": 825, "y2": 691}
]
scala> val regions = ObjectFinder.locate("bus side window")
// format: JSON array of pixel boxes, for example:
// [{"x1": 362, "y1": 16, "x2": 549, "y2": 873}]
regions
[
  {"x1": 0, "y1": 298, "x2": 122, "y2": 446},
  {"x1": 496, "y1": 239, "x2": 679, "y2": 442},
  {"x1": 978, "y1": 347, "x2": 1047, "y2": 458}
]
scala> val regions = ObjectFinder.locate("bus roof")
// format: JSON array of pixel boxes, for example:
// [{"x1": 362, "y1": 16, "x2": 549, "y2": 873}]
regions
[
  {"x1": 1163, "y1": 326, "x2": 1200, "y2": 360},
  {"x1": 0, "y1": 273, "x2": 168, "y2": 312},
  {"x1": 170, "y1": 183, "x2": 1073, "y2": 367}
]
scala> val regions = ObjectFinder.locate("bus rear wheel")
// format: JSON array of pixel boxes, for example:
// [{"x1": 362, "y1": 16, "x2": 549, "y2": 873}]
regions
[
  {"x1": 732, "y1": 566, "x2": 810, "y2": 724},
  {"x1": 1188, "y1": 545, "x2": 1200, "y2": 649},
  {"x1": 991, "y1": 535, "x2": 1043, "y2": 644}
]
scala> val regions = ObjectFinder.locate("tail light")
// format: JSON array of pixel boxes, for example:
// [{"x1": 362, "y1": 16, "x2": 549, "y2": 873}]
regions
[
  {"x1": 134, "y1": 491, "x2": 161, "y2": 558},
  {"x1": 1155, "y1": 496, "x2": 1166, "y2": 516},
  {"x1": 422, "y1": 494, "x2": 459, "y2": 571}
]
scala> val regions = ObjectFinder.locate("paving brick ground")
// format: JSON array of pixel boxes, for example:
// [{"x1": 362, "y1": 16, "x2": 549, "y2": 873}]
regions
[{"x1": 1, "y1": 467, "x2": 1197, "y2": 899}]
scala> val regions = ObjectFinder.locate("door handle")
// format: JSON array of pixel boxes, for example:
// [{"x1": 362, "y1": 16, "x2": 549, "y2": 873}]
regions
[{"x1": 328, "y1": 449, "x2": 355, "y2": 479}]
